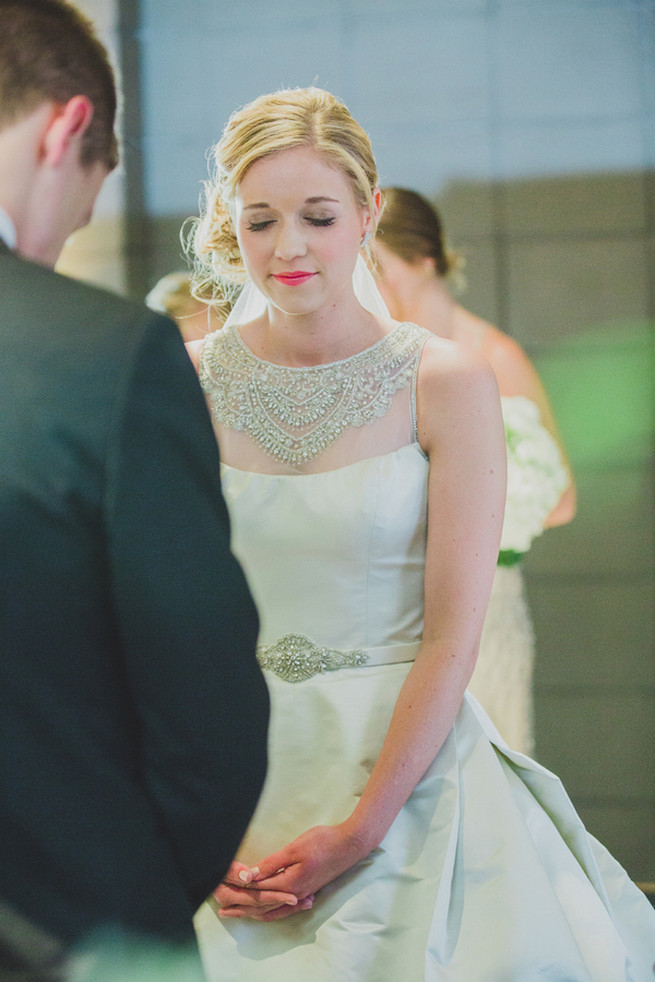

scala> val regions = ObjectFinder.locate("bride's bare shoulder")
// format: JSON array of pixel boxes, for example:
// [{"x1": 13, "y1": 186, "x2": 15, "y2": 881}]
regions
[
  {"x1": 417, "y1": 330, "x2": 497, "y2": 392},
  {"x1": 414, "y1": 331, "x2": 500, "y2": 445}
]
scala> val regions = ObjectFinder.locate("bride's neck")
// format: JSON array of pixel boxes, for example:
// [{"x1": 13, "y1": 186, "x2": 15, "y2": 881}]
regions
[{"x1": 250, "y1": 295, "x2": 385, "y2": 367}]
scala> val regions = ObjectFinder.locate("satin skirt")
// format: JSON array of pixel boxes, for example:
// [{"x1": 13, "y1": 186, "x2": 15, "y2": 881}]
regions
[{"x1": 195, "y1": 663, "x2": 655, "y2": 981}]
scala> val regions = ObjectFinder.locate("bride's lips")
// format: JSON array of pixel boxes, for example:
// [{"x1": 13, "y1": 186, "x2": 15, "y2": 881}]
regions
[{"x1": 272, "y1": 271, "x2": 316, "y2": 286}]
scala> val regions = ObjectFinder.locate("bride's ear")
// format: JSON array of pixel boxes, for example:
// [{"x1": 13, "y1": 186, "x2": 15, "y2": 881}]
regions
[
  {"x1": 372, "y1": 187, "x2": 382, "y2": 220},
  {"x1": 367, "y1": 188, "x2": 382, "y2": 235},
  {"x1": 361, "y1": 189, "x2": 381, "y2": 246}
]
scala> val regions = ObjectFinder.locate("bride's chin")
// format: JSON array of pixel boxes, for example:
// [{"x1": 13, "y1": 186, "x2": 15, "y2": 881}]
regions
[{"x1": 268, "y1": 295, "x2": 325, "y2": 320}]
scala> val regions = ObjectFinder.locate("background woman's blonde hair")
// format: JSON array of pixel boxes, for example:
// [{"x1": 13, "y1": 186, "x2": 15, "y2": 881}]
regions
[
  {"x1": 185, "y1": 86, "x2": 378, "y2": 300},
  {"x1": 145, "y1": 270, "x2": 234, "y2": 324}
]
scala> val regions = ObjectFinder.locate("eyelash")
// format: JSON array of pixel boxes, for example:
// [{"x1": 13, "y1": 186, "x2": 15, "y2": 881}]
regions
[
  {"x1": 246, "y1": 217, "x2": 336, "y2": 232},
  {"x1": 246, "y1": 220, "x2": 274, "y2": 232}
]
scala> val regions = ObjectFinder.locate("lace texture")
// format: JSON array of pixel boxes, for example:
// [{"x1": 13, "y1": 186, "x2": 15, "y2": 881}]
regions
[{"x1": 200, "y1": 321, "x2": 428, "y2": 466}]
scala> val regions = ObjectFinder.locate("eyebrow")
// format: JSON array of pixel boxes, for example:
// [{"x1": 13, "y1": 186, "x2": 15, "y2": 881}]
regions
[{"x1": 243, "y1": 196, "x2": 341, "y2": 211}]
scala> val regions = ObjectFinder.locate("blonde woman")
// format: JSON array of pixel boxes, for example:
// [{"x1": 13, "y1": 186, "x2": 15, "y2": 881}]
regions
[{"x1": 186, "y1": 86, "x2": 654, "y2": 981}]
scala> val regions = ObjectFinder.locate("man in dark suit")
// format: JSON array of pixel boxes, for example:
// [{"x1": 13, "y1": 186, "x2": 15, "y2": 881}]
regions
[{"x1": 0, "y1": 2, "x2": 269, "y2": 978}]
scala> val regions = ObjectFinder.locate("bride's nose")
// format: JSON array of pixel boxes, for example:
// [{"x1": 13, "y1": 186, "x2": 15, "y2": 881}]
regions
[{"x1": 274, "y1": 221, "x2": 308, "y2": 261}]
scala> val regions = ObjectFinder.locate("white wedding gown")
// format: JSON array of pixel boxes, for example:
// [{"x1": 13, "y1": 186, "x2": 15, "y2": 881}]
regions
[{"x1": 194, "y1": 321, "x2": 655, "y2": 981}]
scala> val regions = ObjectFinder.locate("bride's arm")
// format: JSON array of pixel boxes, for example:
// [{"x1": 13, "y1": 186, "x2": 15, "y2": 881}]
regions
[
  {"x1": 347, "y1": 340, "x2": 506, "y2": 844},
  {"x1": 217, "y1": 340, "x2": 506, "y2": 920}
]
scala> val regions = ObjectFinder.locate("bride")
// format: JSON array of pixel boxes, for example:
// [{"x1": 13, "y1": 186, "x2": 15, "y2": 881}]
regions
[{"x1": 185, "y1": 86, "x2": 655, "y2": 980}]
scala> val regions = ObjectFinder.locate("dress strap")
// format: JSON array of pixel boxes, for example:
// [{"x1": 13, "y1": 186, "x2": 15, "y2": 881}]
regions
[{"x1": 410, "y1": 331, "x2": 431, "y2": 443}]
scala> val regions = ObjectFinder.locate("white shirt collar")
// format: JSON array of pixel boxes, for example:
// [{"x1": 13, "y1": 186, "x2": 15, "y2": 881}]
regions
[{"x1": 0, "y1": 206, "x2": 17, "y2": 249}]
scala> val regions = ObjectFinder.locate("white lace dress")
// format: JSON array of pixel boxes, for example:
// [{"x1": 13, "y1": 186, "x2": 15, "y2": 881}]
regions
[{"x1": 194, "y1": 321, "x2": 655, "y2": 981}]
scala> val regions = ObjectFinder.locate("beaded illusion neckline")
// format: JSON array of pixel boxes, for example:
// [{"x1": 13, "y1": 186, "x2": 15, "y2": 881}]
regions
[{"x1": 200, "y1": 321, "x2": 429, "y2": 468}]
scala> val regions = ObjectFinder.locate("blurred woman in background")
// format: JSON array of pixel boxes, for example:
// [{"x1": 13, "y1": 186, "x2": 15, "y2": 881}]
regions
[
  {"x1": 146, "y1": 270, "x2": 230, "y2": 342},
  {"x1": 374, "y1": 186, "x2": 576, "y2": 755}
]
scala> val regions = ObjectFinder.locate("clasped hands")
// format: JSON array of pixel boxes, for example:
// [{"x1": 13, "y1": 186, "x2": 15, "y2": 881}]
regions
[{"x1": 213, "y1": 822, "x2": 369, "y2": 922}]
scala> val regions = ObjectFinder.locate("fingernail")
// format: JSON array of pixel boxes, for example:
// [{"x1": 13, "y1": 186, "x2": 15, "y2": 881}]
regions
[
  {"x1": 299, "y1": 898, "x2": 313, "y2": 909},
  {"x1": 238, "y1": 870, "x2": 252, "y2": 883},
  {"x1": 251, "y1": 866, "x2": 260, "y2": 875}
]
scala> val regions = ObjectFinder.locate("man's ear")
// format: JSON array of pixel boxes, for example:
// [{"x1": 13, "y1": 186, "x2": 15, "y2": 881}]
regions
[{"x1": 42, "y1": 96, "x2": 95, "y2": 167}]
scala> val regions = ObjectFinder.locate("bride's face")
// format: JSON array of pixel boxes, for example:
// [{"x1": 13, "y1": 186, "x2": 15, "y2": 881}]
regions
[{"x1": 234, "y1": 145, "x2": 372, "y2": 318}]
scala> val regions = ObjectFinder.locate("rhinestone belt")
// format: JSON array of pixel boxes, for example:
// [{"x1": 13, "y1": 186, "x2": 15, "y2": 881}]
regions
[
  {"x1": 257, "y1": 633, "x2": 368, "y2": 683},
  {"x1": 256, "y1": 635, "x2": 421, "y2": 683}
]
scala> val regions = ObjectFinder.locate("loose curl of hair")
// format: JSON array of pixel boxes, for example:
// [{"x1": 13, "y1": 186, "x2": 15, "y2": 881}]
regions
[
  {"x1": 377, "y1": 187, "x2": 463, "y2": 282},
  {"x1": 184, "y1": 87, "x2": 378, "y2": 302}
]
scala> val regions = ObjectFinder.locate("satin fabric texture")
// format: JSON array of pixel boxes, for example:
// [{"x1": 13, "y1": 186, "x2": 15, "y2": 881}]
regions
[{"x1": 195, "y1": 446, "x2": 655, "y2": 980}]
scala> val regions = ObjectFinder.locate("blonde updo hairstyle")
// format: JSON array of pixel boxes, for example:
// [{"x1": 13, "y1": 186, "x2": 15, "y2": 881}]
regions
[{"x1": 186, "y1": 87, "x2": 378, "y2": 303}]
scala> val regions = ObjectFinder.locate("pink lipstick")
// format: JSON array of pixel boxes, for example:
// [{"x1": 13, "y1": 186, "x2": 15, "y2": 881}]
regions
[{"x1": 272, "y1": 272, "x2": 316, "y2": 286}]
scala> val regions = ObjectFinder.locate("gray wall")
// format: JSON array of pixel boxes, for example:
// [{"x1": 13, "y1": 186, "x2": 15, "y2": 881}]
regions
[{"x1": 79, "y1": 0, "x2": 655, "y2": 882}]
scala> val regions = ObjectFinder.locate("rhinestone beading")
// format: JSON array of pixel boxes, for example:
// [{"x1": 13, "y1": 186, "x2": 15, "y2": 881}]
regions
[
  {"x1": 257, "y1": 633, "x2": 368, "y2": 682},
  {"x1": 199, "y1": 322, "x2": 428, "y2": 466}
]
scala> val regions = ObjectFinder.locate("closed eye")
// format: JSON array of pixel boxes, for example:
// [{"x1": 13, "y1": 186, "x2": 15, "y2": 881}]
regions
[
  {"x1": 247, "y1": 219, "x2": 275, "y2": 232},
  {"x1": 307, "y1": 217, "x2": 335, "y2": 227}
]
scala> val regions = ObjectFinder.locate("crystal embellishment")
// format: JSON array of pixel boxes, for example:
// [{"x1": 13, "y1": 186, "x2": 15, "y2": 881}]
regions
[
  {"x1": 199, "y1": 321, "x2": 428, "y2": 466},
  {"x1": 257, "y1": 633, "x2": 368, "y2": 682}
]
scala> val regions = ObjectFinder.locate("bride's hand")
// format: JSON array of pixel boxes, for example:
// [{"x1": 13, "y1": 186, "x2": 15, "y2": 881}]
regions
[
  {"x1": 213, "y1": 860, "x2": 313, "y2": 922},
  {"x1": 220, "y1": 859, "x2": 261, "y2": 888},
  {"x1": 250, "y1": 823, "x2": 370, "y2": 902}
]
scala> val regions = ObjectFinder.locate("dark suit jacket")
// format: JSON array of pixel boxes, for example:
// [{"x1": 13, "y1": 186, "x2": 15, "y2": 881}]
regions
[{"x1": 0, "y1": 241, "x2": 268, "y2": 948}]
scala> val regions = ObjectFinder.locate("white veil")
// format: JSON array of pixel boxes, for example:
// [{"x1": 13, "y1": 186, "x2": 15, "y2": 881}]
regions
[{"x1": 223, "y1": 254, "x2": 390, "y2": 329}]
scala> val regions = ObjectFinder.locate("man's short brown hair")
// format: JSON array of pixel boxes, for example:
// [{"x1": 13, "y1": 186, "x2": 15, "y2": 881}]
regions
[{"x1": 0, "y1": 0, "x2": 118, "y2": 170}]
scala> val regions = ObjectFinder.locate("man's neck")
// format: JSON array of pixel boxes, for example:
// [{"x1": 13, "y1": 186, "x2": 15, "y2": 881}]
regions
[{"x1": 0, "y1": 206, "x2": 17, "y2": 249}]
